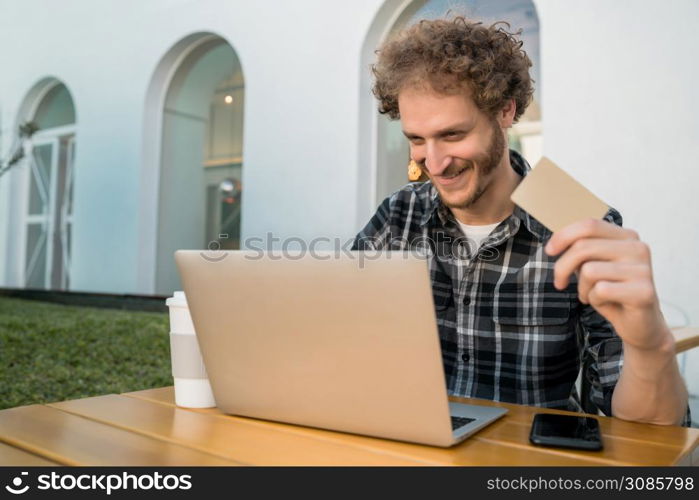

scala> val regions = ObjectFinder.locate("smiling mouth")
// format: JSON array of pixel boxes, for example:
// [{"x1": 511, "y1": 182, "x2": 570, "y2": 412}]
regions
[{"x1": 441, "y1": 165, "x2": 469, "y2": 180}]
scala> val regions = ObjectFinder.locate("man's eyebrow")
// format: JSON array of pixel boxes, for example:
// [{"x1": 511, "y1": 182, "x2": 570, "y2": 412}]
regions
[{"x1": 402, "y1": 122, "x2": 474, "y2": 139}]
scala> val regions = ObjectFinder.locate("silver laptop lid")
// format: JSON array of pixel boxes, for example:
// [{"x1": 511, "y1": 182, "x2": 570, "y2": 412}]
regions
[{"x1": 175, "y1": 250, "x2": 457, "y2": 446}]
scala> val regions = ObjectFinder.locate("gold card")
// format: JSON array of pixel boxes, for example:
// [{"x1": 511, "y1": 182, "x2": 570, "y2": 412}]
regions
[{"x1": 510, "y1": 157, "x2": 609, "y2": 233}]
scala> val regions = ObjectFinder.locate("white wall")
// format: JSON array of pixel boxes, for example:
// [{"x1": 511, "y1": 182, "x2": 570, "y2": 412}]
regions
[
  {"x1": 535, "y1": 0, "x2": 699, "y2": 393},
  {"x1": 0, "y1": 0, "x2": 385, "y2": 294}
]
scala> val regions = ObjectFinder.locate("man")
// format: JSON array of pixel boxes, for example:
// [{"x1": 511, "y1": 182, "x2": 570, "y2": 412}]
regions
[{"x1": 353, "y1": 17, "x2": 689, "y2": 425}]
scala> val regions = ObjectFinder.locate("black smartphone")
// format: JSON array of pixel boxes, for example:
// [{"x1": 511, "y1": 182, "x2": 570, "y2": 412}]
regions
[{"x1": 529, "y1": 413, "x2": 603, "y2": 451}]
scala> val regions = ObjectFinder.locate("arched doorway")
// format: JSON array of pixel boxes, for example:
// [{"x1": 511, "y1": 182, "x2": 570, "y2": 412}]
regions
[
  {"x1": 16, "y1": 80, "x2": 77, "y2": 290},
  {"x1": 361, "y1": 0, "x2": 541, "y2": 212},
  {"x1": 150, "y1": 35, "x2": 245, "y2": 295}
]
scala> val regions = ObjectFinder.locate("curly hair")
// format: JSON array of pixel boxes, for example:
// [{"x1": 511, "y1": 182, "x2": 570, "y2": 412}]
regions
[{"x1": 372, "y1": 16, "x2": 534, "y2": 122}]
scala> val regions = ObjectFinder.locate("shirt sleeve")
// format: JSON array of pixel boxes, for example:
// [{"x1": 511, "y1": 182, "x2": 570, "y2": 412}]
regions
[
  {"x1": 351, "y1": 186, "x2": 413, "y2": 252},
  {"x1": 581, "y1": 207, "x2": 692, "y2": 426},
  {"x1": 351, "y1": 196, "x2": 392, "y2": 251}
]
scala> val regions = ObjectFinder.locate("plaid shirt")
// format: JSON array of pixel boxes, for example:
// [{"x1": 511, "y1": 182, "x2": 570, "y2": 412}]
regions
[{"x1": 352, "y1": 150, "x2": 624, "y2": 415}]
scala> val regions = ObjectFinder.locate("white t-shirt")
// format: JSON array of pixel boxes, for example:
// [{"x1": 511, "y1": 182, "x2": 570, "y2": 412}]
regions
[{"x1": 457, "y1": 220, "x2": 501, "y2": 251}]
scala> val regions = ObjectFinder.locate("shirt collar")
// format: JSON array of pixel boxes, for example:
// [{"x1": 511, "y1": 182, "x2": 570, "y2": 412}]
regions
[{"x1": 419, "y1": 149, "x2": 552, "y2": 242}]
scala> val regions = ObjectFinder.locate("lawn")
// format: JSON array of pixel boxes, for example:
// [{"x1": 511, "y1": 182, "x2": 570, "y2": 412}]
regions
[{"x1": 0, "y1": 297, "x2": 172, "y2": 410}]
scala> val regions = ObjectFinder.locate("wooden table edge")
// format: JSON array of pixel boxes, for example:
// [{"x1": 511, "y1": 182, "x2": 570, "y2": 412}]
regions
[
  {"x1": 45, "y1": 401, "x2": 247, "y2": 466},
  {"x1": 0, "y1": 437, "x2": 63, "y2": 466},
  {"x1": 0, "y1": 430, "x2": 79, "y2": 466}
]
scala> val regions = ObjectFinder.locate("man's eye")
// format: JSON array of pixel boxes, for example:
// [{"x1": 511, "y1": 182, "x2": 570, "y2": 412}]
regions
[{"x1": 445, "y1": 132, "x2": 464, "y2": 140}]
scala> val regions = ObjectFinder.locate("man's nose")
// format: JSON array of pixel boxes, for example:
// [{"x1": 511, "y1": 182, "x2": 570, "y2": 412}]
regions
[{"x1": 423, "y1": 143, "x2": 451, "y2": 175}]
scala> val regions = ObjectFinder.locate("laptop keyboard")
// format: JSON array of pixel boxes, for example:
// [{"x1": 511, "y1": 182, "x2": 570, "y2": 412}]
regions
[{"x1": 451, "y1": 416, "x2": 476, "y2": 430}]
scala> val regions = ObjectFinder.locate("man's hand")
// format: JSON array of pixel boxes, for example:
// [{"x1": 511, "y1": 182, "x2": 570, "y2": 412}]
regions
[
  {"x1": 544, "y1": 217, "x2": 688, "y2": 425},
  {"x1": 544, "y1": 218, "x2": 672, "y2": 352}
]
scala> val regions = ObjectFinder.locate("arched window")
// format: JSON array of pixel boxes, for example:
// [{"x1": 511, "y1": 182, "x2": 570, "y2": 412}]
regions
[
  {"x1": 152, "y1": 35, "x2": 245, "y2": 294},
  {"x1": 20, "y1": 81, "x2": 77, "y2": 289}
]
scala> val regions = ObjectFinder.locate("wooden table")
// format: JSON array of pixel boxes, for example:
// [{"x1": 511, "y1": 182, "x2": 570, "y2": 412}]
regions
[{"x1": 0, "y1": 386, "x2": 697, "y2": 466}]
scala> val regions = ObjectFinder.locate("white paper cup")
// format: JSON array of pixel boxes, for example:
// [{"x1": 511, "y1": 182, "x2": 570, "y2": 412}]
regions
[{"x1": 166, "y1": 291, "x2": 216, "y2": 408}]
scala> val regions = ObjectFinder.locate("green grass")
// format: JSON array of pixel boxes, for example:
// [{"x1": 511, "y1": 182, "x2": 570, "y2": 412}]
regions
[{"x1": 0, "y1": 297, "x2": 172, "y2": 410}]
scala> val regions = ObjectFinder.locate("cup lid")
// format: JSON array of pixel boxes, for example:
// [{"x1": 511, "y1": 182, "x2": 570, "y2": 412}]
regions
[{"x1": 166, "y1": 291, "x2": 187, "y2": 307}]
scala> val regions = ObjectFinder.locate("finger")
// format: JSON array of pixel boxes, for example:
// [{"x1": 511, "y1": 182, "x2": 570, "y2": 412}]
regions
[
  {"x1": 587, "y1": 279, "x2": 657, "y2": 309},
  {"x1": 545, "y1": 218, "x2": 638, "y2": 257},
  {"x1": 577, "y1": 262, "x2": 650, "y2": 304},
  {"x1": 553, "y1": 238, "x2": 650, "y2": 289}
]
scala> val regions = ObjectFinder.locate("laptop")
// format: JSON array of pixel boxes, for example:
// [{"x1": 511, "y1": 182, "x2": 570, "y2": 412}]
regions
[{"x1": 175, "y1": 250, "x2": 507, "y2": 447}]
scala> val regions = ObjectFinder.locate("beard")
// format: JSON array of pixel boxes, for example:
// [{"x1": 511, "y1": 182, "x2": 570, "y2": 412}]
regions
[{"x1": 432, "y1": 119, "x2": 506, "y2": 210}]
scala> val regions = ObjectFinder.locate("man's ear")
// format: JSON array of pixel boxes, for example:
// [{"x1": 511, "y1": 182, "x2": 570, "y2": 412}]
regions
[{"x1": 497, "y1": 99, "x2": 517, "y2": 128}]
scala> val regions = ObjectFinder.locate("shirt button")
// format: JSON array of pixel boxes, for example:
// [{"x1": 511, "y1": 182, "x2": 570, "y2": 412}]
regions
[
  {"x1": 461, "y1": 352, "x2": 470, "y2": 362},
  {"x1": 463, "y1": 296, "x2": 471, "y2": 306}
]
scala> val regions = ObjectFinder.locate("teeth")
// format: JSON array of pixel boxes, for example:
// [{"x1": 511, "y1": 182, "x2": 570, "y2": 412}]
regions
[{"x1": 444, "y1": 167, "x2": 466, "y2": 179}]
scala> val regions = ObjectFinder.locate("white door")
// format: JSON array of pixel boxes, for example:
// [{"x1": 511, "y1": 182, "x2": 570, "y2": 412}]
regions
[{"x1": 24, "y1": 130, "x2": 75, "y2": 289}]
